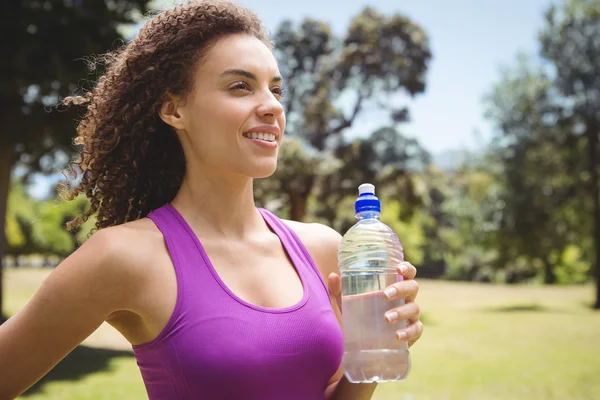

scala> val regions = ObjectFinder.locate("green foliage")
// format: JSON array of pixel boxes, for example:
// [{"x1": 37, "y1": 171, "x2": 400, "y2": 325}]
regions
[
  {"x1": 553, "y1": 245, "x2": 591, "y2": 285},
  {"x1": 5, "y1": 182, "x2": 37, "y2": 254},
  {"x1": 5, "y1": 181, "x2": 91, "y2": 258},
  {"x1": 2, "y1": 0, "x2": 150, "y2": 163},
  {"x1": 478, "y1": 0, "x2": 599, "y2": 292},
  {"x1": 380, "y1": 200, "x2": 425, "y2": 266},
  {"x1": 538, "y1": 0, "x2": 600, "y2": 305}
]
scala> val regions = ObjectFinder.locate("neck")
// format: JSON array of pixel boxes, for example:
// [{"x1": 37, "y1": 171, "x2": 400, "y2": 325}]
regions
[{"x1": 169, "y1": 169, "x2": 264, "y2": 240}]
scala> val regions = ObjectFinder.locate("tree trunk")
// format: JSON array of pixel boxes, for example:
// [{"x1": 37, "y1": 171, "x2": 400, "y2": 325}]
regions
[
  {"x1": 543, "y1": 257, "x2": 556, "y2": 285},
  {"x1": 290, "y1": 195, "x2": 307, "y2": 222},
  {"x1": 287, "y1": 176, "x2": 314, "y2": 222},
  {"x1": 0, "y1": 146, "x2": 13, "y2": 321},
  {"x1": 589, "y1": 123, "x2": 600, "y2": 309}
]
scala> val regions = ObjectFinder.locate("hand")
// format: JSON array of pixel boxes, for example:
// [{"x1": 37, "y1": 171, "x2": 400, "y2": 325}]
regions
[
  {"x1": 327, "y1": 261, "x2": 423, "y2": 348},
  {"x1": 383, "y1": 261, "x2": 422, "y2": 348}
]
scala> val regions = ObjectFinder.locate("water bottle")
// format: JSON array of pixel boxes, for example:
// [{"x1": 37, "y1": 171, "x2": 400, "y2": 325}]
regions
[{"x1": 338, "y1": 183, "x2": 411, "y2": 383}]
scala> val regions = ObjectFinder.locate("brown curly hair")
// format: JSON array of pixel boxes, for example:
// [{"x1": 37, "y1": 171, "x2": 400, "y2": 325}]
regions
[{"x1": 61, "y1": 0, "x2": 272, "y2": 232}]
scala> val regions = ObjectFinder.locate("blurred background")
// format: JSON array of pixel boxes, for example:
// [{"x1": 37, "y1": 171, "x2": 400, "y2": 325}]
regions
[{"x1": 2, "y1": 0, "x2": 600, "y2": 399}]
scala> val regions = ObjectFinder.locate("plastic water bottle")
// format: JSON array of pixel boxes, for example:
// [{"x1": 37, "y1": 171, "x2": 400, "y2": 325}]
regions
[{"x1": 338, "y1": 183, "x2": 411, "y2": 383}]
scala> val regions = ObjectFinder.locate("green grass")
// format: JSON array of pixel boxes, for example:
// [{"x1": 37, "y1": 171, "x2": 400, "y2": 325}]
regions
[{"x1": 5, "y1": 268, "x2": 600, "y2": 400}]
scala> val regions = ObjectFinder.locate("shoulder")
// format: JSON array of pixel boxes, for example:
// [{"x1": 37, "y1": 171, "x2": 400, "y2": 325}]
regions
[
  {"x1": 83, "y1": 218, "x2": 161, "y2": 270},
  {"x1": 282, "y1": 219, "x2": 342, "y2": 277},
  {"x1": 68, "y1": 217, "x2": 164, "y2": 309}
]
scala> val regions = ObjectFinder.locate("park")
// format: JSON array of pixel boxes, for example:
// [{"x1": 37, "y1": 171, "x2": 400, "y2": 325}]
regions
[{"x1": 2, "y1": 0, "x2": 599, "y2": 399}]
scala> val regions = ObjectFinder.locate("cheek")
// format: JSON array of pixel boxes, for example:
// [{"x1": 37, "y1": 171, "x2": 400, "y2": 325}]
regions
[
  {"x1": 221, "y1": 101, "x2": 250, "y2": 126},
  {"x1": 185, "y1": 110, "x2": 245, "y2": 156},
  {"x1": 186, "y1": 101, "x2": 240, "y2": 138}
]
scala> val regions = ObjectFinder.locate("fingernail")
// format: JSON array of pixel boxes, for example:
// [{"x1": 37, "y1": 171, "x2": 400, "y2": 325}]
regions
[
  {"x1": 399, "y1": 263, "x2": 409, "y2": 274},
  {"x1": 397, "y1": 331, "x2": 407, "y2": 341},
  {"x1": 384, "y1": 287, "x2": 397, "y2": 299},
  {"x1": 385, "y1": 311, "x2": 399, "y2": 323}
]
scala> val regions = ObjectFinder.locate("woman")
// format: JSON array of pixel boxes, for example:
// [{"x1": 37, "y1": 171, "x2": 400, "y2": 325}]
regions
[{"x1": 0, "y1": 1, "x2": 423, "y2": 399}]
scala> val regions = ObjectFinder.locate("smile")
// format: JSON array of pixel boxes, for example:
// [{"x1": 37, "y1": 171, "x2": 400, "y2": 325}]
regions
[{"x1": 242, "y1": 132, "x2": 277, "y2": 142}]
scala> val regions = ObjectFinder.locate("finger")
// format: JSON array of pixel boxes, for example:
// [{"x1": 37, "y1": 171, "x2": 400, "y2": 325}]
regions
[
  {"x1": 396, "y1": 319, "x2": 424, "y2": 347},
  {"x1": 384, "y1": 302, "x2": 420, "y2": 324},
  {"x1": 396, "y1": 261, "x2": 417, "y2": 280},
  {"x1": 383, "y1": 279, "x2": 419, "y2": 302},
  {"x1": 327, "y1": 272, "x2": 342, "y2": 313}
]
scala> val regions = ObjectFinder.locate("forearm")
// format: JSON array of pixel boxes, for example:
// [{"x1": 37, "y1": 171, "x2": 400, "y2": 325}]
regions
[{"x1": 325, "y1": 375, "x2": 377, "y2": 400}]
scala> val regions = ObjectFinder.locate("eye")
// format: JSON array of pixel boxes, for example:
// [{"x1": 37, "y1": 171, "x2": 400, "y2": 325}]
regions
[
  {"x1": 271, "y1": 85, "x2": 287, "y2": 99},
  {"x1": 229, "y1": 81, "x2": 252, "y2": 92}
]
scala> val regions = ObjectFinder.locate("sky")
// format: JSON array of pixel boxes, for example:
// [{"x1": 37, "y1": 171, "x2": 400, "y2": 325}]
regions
[{"x1": 154, "y1": 0, "x2": 555, "y2": 155}]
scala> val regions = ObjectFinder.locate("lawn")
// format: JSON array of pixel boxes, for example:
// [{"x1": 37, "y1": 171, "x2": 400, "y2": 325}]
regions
[{"x1": 5, "y1": 268, "x2": 600, "y2": 400}]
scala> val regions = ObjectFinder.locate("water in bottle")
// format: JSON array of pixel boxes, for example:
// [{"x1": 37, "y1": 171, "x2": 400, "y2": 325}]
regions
[{"x1": 338, "y1": 183, "x2": 411, "y2": 383}]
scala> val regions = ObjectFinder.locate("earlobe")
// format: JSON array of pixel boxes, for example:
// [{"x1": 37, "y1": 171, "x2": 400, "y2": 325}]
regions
[{"x1": 159, "y1": 96, "x2": 185, "y2": 130}]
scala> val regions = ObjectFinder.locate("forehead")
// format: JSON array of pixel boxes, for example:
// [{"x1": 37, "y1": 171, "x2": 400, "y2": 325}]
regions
[{"x1": 199, "y1": 34, "x2": 280, "y2": 79}]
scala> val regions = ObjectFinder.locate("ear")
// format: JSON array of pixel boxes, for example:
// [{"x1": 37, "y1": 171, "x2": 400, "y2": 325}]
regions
[{"x1": 159, "y1": 93, "x2": 186, "y2": 131}]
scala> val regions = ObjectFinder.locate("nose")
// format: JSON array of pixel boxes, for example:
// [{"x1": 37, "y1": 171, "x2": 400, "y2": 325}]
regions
[{"x1": 256, "y1": 91, "x2": 284, "y2": 120}]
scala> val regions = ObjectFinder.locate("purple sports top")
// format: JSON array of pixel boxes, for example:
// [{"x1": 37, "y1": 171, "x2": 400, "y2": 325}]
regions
[{"x1": 132, "y1": 204, "x2": 344, "y2": 400}]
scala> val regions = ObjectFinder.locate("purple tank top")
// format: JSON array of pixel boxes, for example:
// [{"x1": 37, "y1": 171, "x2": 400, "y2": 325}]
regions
[{"x1": 132, "y1": 204, "x2": 344, "y2": 400}]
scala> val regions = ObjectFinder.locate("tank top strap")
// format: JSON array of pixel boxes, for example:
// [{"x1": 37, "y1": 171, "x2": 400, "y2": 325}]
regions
[
  {"x1": 148, "y1": 203, "x2": 196, "y2": 259},
  {"x1": 147, "y1": 203, "x2": 212, "y2": 277},
  {"x1": 138, "y1": 204, "x2": 205, "y2": 351},
  {"x1": 258, "y1": 208, "x2": 330, "y2": 296}
]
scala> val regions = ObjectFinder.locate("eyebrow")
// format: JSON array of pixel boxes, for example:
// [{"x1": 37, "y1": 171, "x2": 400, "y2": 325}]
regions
[{"x1": 220, "y1": 69, "x2": 282, "y2": 83}]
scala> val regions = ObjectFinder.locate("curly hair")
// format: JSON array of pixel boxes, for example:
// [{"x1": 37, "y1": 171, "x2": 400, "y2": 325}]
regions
[{"x1": 60, "y1": 0, "x2": 272, "y2": 232}]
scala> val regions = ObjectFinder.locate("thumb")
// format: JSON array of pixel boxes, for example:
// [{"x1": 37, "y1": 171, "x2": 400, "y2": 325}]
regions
[{"x1": 327, "y1": 272, "x2": 342, "y2": 313}]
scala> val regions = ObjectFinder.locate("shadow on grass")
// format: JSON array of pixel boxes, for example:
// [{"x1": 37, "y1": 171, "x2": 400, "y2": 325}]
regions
[
  {"x1": 485, "y1": 303, "x2": 547, "y2": 313},
  {"x1": 20, "y1": 345, "x2": 134, "y2": 397},
  {"x1": 580, "y1": 301, "x2": 600, "y2": 311}
]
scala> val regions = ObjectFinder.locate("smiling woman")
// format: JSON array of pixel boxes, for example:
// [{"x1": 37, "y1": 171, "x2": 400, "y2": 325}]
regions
[
  {"x1": 0, "y1": 1, "x2": 423, "y2": 399},
  {"x1": 158, "y1": 33, "x2": 286, "y2": 182}
]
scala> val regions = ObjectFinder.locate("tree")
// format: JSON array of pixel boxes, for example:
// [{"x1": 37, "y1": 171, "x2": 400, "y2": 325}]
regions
[
  {"x1": 267, "y1": 7, "x2": 431, "y2": 221},
  {"x1": 484, "y1": 0, "x2": 600, "y2": 300},
  {"x1": 538, "y1": 0, "x2": 600, "y2": 306},
  {"x1": 484, "y1": 55, "x2": 585, "y2": 284},
  {"x1": 310, "y1": 126, "x2": 429, "y2": 231},
  {"x1": 1, "y1": 0, "x2": 151, "y2": 316}
]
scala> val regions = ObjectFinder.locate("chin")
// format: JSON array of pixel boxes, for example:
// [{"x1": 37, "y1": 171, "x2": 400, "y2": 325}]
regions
[
  {"x1": 252, "y1": 167, "x2": 277, "y2": 179},
  {"x1": 246, "y1": 161, "x2": 278, "y2": 179}
]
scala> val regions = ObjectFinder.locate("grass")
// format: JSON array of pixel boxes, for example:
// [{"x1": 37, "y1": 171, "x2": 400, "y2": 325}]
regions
[{"x1": 5, "y1": 268, "x2": 600, "y2": 400}]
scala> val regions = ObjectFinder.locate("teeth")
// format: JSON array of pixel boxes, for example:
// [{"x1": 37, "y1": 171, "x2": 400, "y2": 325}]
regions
[{"x1": 244, "y1": 132, "x2": 276, "y2": 142}]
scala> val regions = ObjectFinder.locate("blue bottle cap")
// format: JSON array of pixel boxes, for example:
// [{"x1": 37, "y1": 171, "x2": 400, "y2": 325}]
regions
[{"x1": 355, "y1": 183, "x2": 381, "y2": 213}]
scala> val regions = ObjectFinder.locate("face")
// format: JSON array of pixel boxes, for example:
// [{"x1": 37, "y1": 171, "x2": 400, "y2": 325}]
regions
[{"x1": 163, "y1": 34, "x2": 286, "y2": 180}]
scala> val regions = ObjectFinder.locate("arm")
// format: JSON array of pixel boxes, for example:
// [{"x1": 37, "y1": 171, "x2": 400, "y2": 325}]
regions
[{"x1": 0, "y1": 227, "x2": 141, "y2": 399}]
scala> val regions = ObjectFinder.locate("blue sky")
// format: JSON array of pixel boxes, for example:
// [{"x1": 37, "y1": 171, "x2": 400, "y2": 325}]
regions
[{"x1": 154, "y1": 0, "x2": 555, "y2": 154}]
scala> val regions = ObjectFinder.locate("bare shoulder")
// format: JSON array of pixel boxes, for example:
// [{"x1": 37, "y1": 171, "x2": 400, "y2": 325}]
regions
[
  {"x1": 87, "y1": 218, "x2": 163, "y2": 272},
  {"x1": 78, "y1": 218, "x2": 167, "y2": 309},
  {"x1": 282, "y1": 219, "x2": 342, "y2": 277}
]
